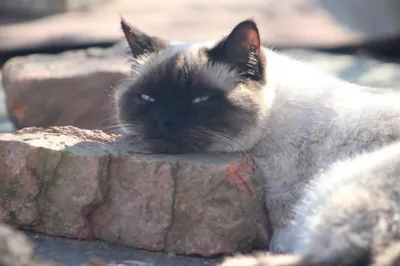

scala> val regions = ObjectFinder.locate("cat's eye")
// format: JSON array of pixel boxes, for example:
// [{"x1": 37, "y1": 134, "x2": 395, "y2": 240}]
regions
[
  {"x1": 139, "y1": 93, "x2": 155, "y2": 102},
  {"x1": 192, "y1": 95, "x2": 210, "y2": 104}
]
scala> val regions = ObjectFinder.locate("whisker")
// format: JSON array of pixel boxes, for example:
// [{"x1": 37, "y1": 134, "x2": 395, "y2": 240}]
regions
[
  {"x1": 195, "y1": 127, "x2": 250, "y2": 158},
  {"x1": 99, "y1": 123, "x2": 139, "y2": 134}
]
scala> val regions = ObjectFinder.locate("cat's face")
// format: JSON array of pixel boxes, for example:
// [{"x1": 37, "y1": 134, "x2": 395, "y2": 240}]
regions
[{"x1": 116, "y1": 19, "x2": 269, "y2": 153}]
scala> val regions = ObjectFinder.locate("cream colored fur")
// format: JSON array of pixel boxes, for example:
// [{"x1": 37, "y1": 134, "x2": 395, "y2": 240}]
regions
[{"x1": 253, "y1": 49, "x2": 400, "y2": 252}]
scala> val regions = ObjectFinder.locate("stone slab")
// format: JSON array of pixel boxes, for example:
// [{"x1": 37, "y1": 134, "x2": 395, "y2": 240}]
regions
[
  {"x1": 0, "y1": 126, "x2": 269, "y2": 257},
  {"x1": 2, "y1": 42, "x2": 129, "y2": 132}
]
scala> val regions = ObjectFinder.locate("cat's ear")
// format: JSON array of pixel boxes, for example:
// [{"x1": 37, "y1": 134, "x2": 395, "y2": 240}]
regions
[
  {"x1": 208, "y1": 19, "x2": 263, "y2": 80},
  {"x1": 120, "y1": 18, "x2": 169, "y2": 58}
]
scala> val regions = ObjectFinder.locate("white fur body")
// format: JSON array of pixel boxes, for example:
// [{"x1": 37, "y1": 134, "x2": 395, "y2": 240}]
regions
[{"x1": 256, "y1": 49, "x2": 400, "y2": 252}]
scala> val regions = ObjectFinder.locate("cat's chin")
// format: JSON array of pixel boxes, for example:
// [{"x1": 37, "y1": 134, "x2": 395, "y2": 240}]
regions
[{"x1": 142, "y1": 138, "x2": 197, "y2": 154}]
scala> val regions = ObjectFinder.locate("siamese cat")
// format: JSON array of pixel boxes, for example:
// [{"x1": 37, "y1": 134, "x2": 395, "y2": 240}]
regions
[
  {"x1": 115, "y1": 18, "x2": 400, "y2": 260},
  {"x1": 220, "y1": 141, "x2": 400, "y2": 266}
]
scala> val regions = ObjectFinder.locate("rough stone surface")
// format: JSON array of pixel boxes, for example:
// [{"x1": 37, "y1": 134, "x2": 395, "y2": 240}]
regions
[
  {"x1": 2, "y1": 42, "x2": 129, "y2": 132},
  {"x1": 0, "y1": 126, "x2": 269, "y2": 257}
]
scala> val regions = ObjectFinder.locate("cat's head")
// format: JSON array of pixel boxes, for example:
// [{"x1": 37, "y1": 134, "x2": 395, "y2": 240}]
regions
[{"x1": 116, "y1": 19, "x2": 271, "y2": 153}]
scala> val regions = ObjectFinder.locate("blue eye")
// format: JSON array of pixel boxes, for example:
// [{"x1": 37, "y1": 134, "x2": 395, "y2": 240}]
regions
[
  {"x1": 138, "y1": 93, "x2": 155, "y2": 102},
  {"x1": 192, "y1": 95, "x2": 209, "y2": 104}
]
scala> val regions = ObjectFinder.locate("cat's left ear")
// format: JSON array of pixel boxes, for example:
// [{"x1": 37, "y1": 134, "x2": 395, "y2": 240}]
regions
[
  {"x1": 208, "y1": 19, "x2": 263, "y2": 80},
  {"x1": 120, "y1": 18, "x2": 170, "y2": 58}
]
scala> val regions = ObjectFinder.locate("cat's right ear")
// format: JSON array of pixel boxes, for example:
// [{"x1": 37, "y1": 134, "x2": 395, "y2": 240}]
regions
[
  {"x1": 120, "y1": 18, "x2": 169, "y2": 58},
  {"x1": 207, "y1": 19, "x2": 264, "y2": 81}
]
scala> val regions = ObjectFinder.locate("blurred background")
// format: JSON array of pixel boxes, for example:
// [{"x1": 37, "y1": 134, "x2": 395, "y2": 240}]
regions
[{"x1": 2, "y1": 0, "x2": 400, "y2": 134}]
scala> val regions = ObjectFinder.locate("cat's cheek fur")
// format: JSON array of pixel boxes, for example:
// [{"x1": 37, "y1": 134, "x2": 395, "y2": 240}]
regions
[
  {"x1": 115, "y1": 90, "x2": 132, "y2": 133},
  {"x1": 115, "y1": 88, "x2": 142, "y2": 134}
]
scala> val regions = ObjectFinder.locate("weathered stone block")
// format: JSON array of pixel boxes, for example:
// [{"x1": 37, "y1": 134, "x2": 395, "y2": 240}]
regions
[
  {"x1": 2, "y1": 43, "x2": 129, "y2": 133},
  {"x1": 0, "y1": 126, "x2": 269, "y2": 256}
]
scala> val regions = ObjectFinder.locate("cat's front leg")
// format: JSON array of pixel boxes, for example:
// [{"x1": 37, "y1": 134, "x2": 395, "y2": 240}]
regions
[{"x1": 268, "y1": 226, "x2": 302, "y2": 254}]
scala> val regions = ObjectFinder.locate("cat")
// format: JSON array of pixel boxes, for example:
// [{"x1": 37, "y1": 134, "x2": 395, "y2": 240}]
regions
[
  {"x1": 115, "y1": 18, "x2": 400, "y2": 254},
  {"x1": 219, "y1": 141, "x2": 400, "y2": 266}
]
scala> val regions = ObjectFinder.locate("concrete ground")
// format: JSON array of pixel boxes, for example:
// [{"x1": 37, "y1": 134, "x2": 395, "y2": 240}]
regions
[{"x1": 30, "y1": 232, "x2": 219, "y2": 266}]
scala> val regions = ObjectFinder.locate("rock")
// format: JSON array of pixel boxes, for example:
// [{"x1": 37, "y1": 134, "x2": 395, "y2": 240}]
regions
[
  {"x1": 0, "y1": 126, "x2": 269, "y2": 257},
  {"x1": 0, "y1": 0, "x2": 110, "y2": 16},
  {"x1": 2, "y1": 42, "x2": 129, "y2": 133}
]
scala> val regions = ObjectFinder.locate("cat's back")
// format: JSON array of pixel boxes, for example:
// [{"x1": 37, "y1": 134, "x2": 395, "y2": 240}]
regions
[
  {"x1": 266, "y1": 49, "x2": 400, "y2": 108},
  {"x1": 256, "y1": 51, "x2": 400, "y2": 237},
  {"x1": 260, "y1": 49, "x2": 400, "y2": 168}
]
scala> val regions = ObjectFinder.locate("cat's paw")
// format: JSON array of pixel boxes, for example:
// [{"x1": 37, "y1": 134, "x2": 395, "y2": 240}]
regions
[
  {"x1": 219, "y1": 253, "x2": 300, "y2": 266},
  {"x1": 268, "y1": 226, "x2": 302, "y2": 254}
]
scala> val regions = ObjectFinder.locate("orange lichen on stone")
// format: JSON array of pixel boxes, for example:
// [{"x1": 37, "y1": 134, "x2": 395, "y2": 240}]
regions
[
  {"x1": 225, "y1": 156, "x2": 256, "y2": 198},
  {"x1": 8, "y1": 97, "x2": 27, "y2": 121}
]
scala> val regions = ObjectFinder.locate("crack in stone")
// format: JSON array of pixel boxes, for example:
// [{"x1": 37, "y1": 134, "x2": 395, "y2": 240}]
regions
[
  {"x1": 164, "y1": 161, "x2": 179, "y2": 252},
  {"x1": 153, "y1": 161, "x2": 163, "y2": 175},
  {"x1": 81, "y1": 153, "x2": 111, "y2": 240},
  {"x1": 33, "y1": 149, "x2": 64, "y2": 230},
  {"x1": 86, "y1": 153, "x2": 116, "y2": 241}
]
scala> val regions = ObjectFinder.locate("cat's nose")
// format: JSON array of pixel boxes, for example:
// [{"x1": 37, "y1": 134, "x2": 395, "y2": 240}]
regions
[
  {"x1": 154, "y1": 113, "x2": 175, "y2": 132},
  {"x1": 156, "y1": 120, "x2": 176, "y2": 135},
  {"x1": 157, "y1": 119, "x2": 174, "y2": 129}
]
